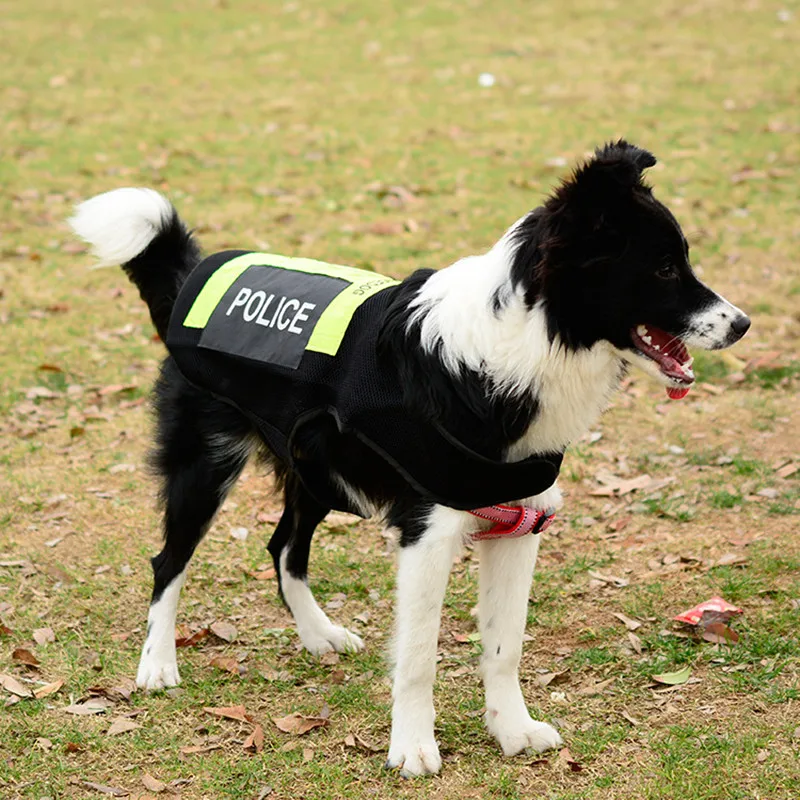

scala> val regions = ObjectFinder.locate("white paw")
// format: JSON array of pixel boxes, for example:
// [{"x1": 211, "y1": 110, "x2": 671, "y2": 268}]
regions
[
  {"x1": 486, "y1": 711, "x2": 562, "y2": 756},
  {"x1": 300, "y1": 624, "x2": 365, "y2": 656},
  {"x1": 136, "y1": 648, "x2": 180, "y2": 691},
  {"x1": 386, "y1": 736, "x2": 441, "y2": 777}
]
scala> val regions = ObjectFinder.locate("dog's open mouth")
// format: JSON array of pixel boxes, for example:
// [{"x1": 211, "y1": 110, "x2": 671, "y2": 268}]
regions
[{"x1": 630, "y1": 324, "x2": 694, "y2": 400}]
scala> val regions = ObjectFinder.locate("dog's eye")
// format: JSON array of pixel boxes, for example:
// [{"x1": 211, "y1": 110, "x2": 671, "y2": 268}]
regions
[{"x1": 656, "y1": 264, "x2": 677, "y2": 280}]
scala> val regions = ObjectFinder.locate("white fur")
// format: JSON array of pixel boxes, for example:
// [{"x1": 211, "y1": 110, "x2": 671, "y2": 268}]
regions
[
  {"x1": 279, "y1": 551, "x2": 364, "y2": 655},
  {"x1": 69, "y1": 188, "x2": 173, "y2": 266},
  {"x1": 387, "y1": 506, "x2": 471, "y2": 777},
  {"x1": 136, "y1": 568, "x2": 186, "y2": 691},
  {"x1": 411, "y1": 230, "x2": 624, "y2": 458},
  {"x1": 477, "y1": 488, "x2": 562, "y2": 756},
  {"x1": 683, "y1": 294, "x2": 748, "y2": 350}
]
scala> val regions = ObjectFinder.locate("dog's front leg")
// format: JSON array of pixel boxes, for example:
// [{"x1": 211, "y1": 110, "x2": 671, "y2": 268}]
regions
[
  {"x1": 386, "y1": 506, "x2": 466, "y2": 777},
  {"x1": 477, "y1": 487, "x2": 563, "y2": 756}
]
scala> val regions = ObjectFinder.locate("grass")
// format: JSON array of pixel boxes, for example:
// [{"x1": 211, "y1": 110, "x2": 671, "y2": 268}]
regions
[{"x1": 2, "y1": 0, "x2": 800, "y2": 798}]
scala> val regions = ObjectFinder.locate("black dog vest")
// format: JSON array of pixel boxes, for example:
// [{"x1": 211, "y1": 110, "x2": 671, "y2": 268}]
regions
[{"x1": 166, "y1": 251, "x2": 562, "y2": 514}]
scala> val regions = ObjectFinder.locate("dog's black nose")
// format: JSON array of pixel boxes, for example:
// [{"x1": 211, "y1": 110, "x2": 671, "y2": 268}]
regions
[{"x1": 731, "y1": 314, "x2": 751, "y2": 337}]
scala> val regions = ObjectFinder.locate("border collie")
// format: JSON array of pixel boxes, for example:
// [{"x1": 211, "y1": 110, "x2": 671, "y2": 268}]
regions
[{"x1": 69, "y1": 141, "x2": 749, "y2": 777}]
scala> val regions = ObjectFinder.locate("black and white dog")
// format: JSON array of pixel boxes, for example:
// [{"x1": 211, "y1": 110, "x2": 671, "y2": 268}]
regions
[{"x1": 70, "y1": 141, "x2": 749, "y2": 776}]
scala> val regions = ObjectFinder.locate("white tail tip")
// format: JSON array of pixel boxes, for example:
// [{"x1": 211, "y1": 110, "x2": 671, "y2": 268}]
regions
[{"x1": 68, "y1": 188, "x2": 173, "y2": 267}]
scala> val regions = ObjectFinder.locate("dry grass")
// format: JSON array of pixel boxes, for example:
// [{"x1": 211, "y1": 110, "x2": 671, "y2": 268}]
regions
[{"x1": 1, "y1": 1, "x2": 799, "y2": 798}]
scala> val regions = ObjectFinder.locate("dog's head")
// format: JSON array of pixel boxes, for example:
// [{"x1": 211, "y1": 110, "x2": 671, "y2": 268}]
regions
[{"x1": 511, "y1": 140, "x2": 750, "y2": 398}]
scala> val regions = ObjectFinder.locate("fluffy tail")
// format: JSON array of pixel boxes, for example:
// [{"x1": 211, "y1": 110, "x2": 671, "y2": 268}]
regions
[{"x1": 69, "y1": 188, "x2": 201, "y2": 340}]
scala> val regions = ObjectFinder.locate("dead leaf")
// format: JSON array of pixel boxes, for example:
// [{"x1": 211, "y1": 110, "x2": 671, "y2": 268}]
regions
[
  {"x1": 12, "y1": 648, "x2": 40, "y2": 667},
  {"x1": 209, "y1": 655, "x2": 245, "y2": 675},
  {"x1": 579, "y1": 677, "x2": 615, "y2": 696},
  {"x1": 273, "y1": 712, "x2": 329, "y2": 736},
  {"x1": 203, "y1": 704, "x2": 253, "y2": 723},
  {"x1": 210, "y1": 620, "x2": 237, "y2": 642},
  {"x1": 0, "y1": 673, "x2": 32, "y2": 697},
  {"x1": 256, "y1": 510, "x2": 282, "y2": 524},
  {"x1": 621, "y1": 710, "x2": 640, "y2": 726},
  {"x1": 74, "y1": 780, "x2": 129, "y2": 797},
  {"x1": 587, "y1": 571, "x2": 629, "y2": 587},
  {"x1": 65, "y1": 698, "x2": 113, "y2": 715},
  {"x1": 627, "y1": 632, "x2": 644, "y2": 654},
  {"x1": 244, "y1": 724, "x2": 265, "y2": 754},
  {"x1": 714, "y1": 553, "x2": 747, "y2": 568},
  {"x1": 0, "y1": 623, "x2": 12, "y2": 636},
  {"x1": 367, "y1": 220, "x2": 403, "y2": 236},
  {"x1": 590, "y1": 473, "x2": 661, "y2": 496},
  {"x1": 141, "y1": 774, "x2": 167, "y2": 793},
  {"x1": 537, "y1": 670, "x2": 570, "y2": 687},
  {"x1": 612, "y1": 612, "x2": 642, "y2": 631},
  {"x1": 702, "y1": 623, "x2": 739, "y2": 645},
  {"x1": 245, "y1": 568, "x2": 276, "y2": 581},
  {"x1": 303, "y1": 747, "x2": 314, "y2": 762},
  {"x1": 557, "y1": 747, "x2": 583, "y2": 772},
  {"x1": 776, "y1": 463, "x2": 798, "y2": 479},
  {"x1": 88, "y1": 677, "x2": 137, "y2": 702},
  {"x1": 107, "y1": 717, "x2": 141, "y2": 736},
  {"x1": 180, "y1": 743, "x2": 223, "y2": 755},
  {"x1": 34, "y1": 679, "x2": 64, "y2": 699},
  {"x1": 175, "y1": 626, "x2": 209, "y2": 647}
]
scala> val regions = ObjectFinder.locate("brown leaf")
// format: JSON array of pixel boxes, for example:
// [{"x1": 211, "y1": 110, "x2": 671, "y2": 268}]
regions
[
  {"x1": 0, "y1": 673, "x2": 33, "y2": 697},
  {"x1": 627, "y1": 632, "x2": 644, "y2": 654},
  {"x1": 97, "y1": 383, "x2": 138, "y2": 397},
  {"x1": 34, "y1": 679, "x2": 65, "y2": 699},
  {"x1": 256, "y1": 510, "x2": 282, "y2": 524},
  {"x1": 245, "y1": 568, "x2": 276, "y2": 581},
  {"x1": 141, "y1": 774, "x2": 167, "y2": 793},
  {"x1": 175, "y1": 626, "x2": 209, "y2": 648},
  {"x1": 0, "y1": 622, "x2": 12, "y2": 636},
  {"x1": 702, "y1": 623, "x2": 739, "y2": 645},
  {"x1": 32, "y1": 627, "x2": 56, "y2": 645},
  {"x1": 243, "y1": 723, "x2": 265, "y2": 754},
  {"x1": 88, "y1": 677, "x2": 137, "y2": 702},
  {"x1": 203, "y1": 704, "x2": 253, "y2": 723},
  {"x1": 557, "y1": 747, "x2": 583, "y2": 772},
  {"x1": 65, "y1": 698, "x2": 113, "y2": 715},
  {"x1": 303, "y1": 747, "x2": 314, "y2": 762},
  {"x1": 180, "y1": 743, "x2": 223, "y2": 755},
  {"x1": 611, "y1": 612, "x2": 642, "y2": 631},
  {"x1": 76, "y1": 780, "x2": 129, "y2": 796},
  {"x1": 107, "y1": 717, "x2": 141, "y2": 736},
  {"x1": 210, "y1": 621, "x2": 238, "y2": 642},
  {"x1": 273, "y1": 712, "x2": 329, "y2": 736},
  {"x1": 209, "y1": 655, "x2": 245, "y2": 675},
  {"x1": 714, "y1": 553, "x2": 747, "y2": 568},
  {"x1": 776, "y1": 463, "x2": 798, "y2": 479},
  {"x1": 367, "y1": 220, "x2": 403, "y2": 236},
  {"x1": 13, "y1": 648, "x2": 40, "y2": 667},
  {"x1": 579, "y1": 677, "x2": 615, "y2": 696}
]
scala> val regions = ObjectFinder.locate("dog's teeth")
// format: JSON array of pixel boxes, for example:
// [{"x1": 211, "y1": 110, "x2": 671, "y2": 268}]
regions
[
  {"x1": 685, "y1": 357, "x2": 694, "y2": 368},
  {"x1": 642, "y1": 335, "x2": 653, "y2": 346},
  {"x1": 637, "y1": 325, "x2": 648, "y2": 337},
  {"x1": 652, "y1": 343, "x2": 660, "y2": 351}
]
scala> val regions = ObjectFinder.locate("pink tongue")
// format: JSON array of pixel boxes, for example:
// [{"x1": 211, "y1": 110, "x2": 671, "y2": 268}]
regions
[{"x1": 667, "y1": 386, "x2": 690, "y2": 400}]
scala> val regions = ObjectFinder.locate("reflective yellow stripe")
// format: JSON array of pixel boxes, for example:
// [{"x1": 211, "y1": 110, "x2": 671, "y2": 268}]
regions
[{"x1": 182, "y1": 252, "x2": 398, "y2": 356}]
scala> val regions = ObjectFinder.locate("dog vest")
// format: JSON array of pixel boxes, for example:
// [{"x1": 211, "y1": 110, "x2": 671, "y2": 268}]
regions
[{"x1": 166, "y1": 251, "x2": 562, "y2": 514}]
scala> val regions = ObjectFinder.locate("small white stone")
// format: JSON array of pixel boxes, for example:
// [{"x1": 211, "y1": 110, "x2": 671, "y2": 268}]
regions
[
  {"x1": 478, "y1": 72, "x2": 496, "y2": 88},
  {"x1": 230, "y1": 527, "x2": 249, "y2": 541}
]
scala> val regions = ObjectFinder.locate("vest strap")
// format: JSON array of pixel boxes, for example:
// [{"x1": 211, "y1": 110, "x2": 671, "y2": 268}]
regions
[{"x1": 468, "y1": 504, "x2": 555, "y2": 541}]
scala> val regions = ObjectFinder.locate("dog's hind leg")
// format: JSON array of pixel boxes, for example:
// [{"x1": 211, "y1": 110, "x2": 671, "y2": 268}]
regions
[
  {"x1": 476, "y1": 527, "x2": 562, "y2": 756},
  {"x1": 267, "y1": 477, "x2": 364, "y2": 656},
  {"x1": 137, "y1": 365, "x2": 253, "y2": 691}
]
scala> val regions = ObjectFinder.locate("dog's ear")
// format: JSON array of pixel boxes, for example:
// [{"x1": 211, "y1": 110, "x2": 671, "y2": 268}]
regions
[{"x1": 544, "y1": 140, "x2": 657, "y2": 244}]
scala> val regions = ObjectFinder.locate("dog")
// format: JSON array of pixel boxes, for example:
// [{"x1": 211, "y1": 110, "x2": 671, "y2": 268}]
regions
[{"x1": 69, "y1": 141, "x2": 749, "y2": 777}]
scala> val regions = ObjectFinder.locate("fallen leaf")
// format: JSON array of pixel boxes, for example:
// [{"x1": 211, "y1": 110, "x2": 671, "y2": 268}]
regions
[
  {"x1": 367, "y1": 220, "x2": 403, "y2": 236},
  {"x1": 579, "y1": 677, "x2": 615, "y2": 695},
  {"x1": 88, "y1": 677, "x2": 137, "y2": 702},
  {"x1": 587, "y1": 571, "x2": 629, "y2": 588},
  {"x1": 627, "y1": 632, "x2": 644, "y2": 654},
  {"x1": 702, "y1": 623, "x2": 739, "y2": 645},
  {"x1": 776, "y1": 463, "x2": 798, "y2": 479},
  {"x1": 245, "y1": 568, "x2": 276, "y2": 581},
  {"x1": 12, "y1": 648, "x2": 40, "y2": 667},
  {"x1": 757, "y1": 748, "x2": 769, "y2": 763},
  {"x1": 34, "y1": 679, "x2": 65, "y2": 699},
  {"x1": 557, "y1": 747, "x2": 583, "y2": 772},
  {"x1": 203, "y1": 704, "x2": 253, "y2": 723},
  {"x1": 612, "y1": 612, "x2": 642, "y2": 631},
  {"x1": 210, "y1": 621, "x2": 238, "y2": 642},
  {"x1": 244, "y1": 724, "x2": 265, "y2": 754},
  {"x1": 65, "y1": 698, "x2": 113, "y2": 715},
  {"x1": 74, "y1": 780, "x2": 129, "y2": 796},
  {"x1": 107, "y1": 717, "x2": 141, "y2": 736},
  {"x1": 652, "y1": 666, "x2": 692, "y2": 685},
  {"x1": 621, "y1": 710, "x2": 640, "y2": 726},
  {"x1": 209, "y1": 655, "x2": 245, "y2": 675},
  {"x1": 141, "y1": 774, "x2": 167, "y2": 793},
  {"x1": 590, "y1": 473, "x2": 662, "y2": 496},
  {"x1": 180, "y1": 743, "x2": 223, "y2": 755},
  {"x1": 273, "y1": 712, "x2": 329, "y2": 736},
  {"x1": 0, "y1": 673, "x2": 32, "y2": 697},
  {"x1": 714, "y1": 553, "x2": 747, "y2": 568},
  {"x1": 175, "y1": 626, "x2": 209, "y2": 648},
  {"x1": 0, "y1": 623, "x2": 12, "y2": 636},
  {"x1": 303, "y1": 747, "x2": 314, "y2": 762},
  {"x1": 256, "y1": 510, "x2": 282, "y2": 524}
]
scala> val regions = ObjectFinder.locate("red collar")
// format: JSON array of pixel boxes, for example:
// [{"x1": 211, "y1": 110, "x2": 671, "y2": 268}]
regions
[{"x1": 468, "y1": 504, "x2": 555, "y2": 541}]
